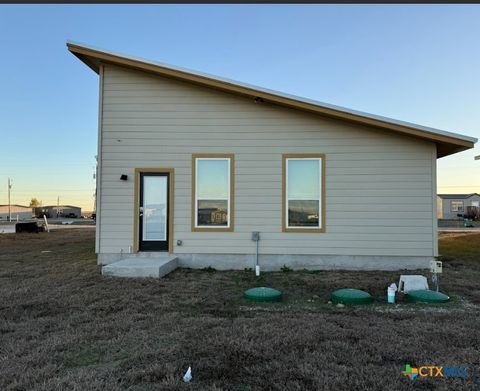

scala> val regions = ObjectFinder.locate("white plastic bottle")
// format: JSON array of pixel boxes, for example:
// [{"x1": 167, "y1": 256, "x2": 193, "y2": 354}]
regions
[{"x1": 387, "y1": 283, "x2": 397, "y2": 303}]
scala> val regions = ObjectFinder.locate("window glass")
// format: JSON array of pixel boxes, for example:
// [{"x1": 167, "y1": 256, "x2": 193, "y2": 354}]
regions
[
  {"x1": 288, "y1": 200, "x2": 319, "y2": 227},
  {"x1": 195, "y1": 157, "x2": 231, "y2": 228},
  {"x1": 143, "y1": 176, "x2": 167, "y2": 240},
  {"x1": 197, "y1": 200, "x2": 228, "y2": 226},
  {"x1": 286, "y1": 158, "x2": 322, "y2": 229},
  {"x1": 287, "y1": 160, "x2": 320, "y2": 200},
  {"x1": 197, "y1": 160, "x2": 229, "y2": 199}
]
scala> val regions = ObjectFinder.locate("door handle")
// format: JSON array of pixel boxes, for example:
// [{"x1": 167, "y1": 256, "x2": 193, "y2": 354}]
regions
[{"x1": 139, "y1": 206, "x2": 143, "y2": 217}]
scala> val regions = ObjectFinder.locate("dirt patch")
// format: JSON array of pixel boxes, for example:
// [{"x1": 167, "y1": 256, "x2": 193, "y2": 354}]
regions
[
  {"x1": 438, "y1": 231, "x2": 480, "y2": 240},
  {"x1": 0, "y1": 229, "x2": 479, "y2": 390}
]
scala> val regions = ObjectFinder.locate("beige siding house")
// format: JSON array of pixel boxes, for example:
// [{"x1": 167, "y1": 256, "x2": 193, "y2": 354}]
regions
[{"x1": 68, "y1": 42, "x2": 476, "y2": 270}]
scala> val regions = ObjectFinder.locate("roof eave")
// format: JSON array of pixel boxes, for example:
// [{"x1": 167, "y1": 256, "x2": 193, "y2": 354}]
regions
[
  {"x1": 67, "y1": 42, "x2": 477, "y2": 158},
  {"x1": 437, "y1": 142, "x2": 474, "y2": 159}
]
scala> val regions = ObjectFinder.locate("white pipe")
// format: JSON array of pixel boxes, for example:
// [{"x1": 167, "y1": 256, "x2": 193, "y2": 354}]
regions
[{"x1": 254, "y1": 233, "x2": 260, "y2": 276}]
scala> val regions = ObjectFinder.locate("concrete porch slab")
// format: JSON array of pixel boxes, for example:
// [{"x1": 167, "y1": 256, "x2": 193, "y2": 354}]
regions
[{"x1": 102, "y1": 255, "x2": 178, "y2": 278}]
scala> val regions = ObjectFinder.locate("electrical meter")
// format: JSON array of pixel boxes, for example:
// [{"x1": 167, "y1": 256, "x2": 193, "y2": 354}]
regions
[{"x1": 430, "y1": 260, "x2": 442, "y2": 274}]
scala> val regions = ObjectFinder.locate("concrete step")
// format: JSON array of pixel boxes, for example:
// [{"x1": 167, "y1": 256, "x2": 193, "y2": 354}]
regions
[{"x1": 102, "y1": 256, "x2": 178, "y2": 278}]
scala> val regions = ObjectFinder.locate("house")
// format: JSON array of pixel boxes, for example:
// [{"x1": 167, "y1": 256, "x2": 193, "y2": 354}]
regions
[
  {"x1": 437, "y1": 194, "x2": 480, "y2": 220},
  {"x1": 0, "y1": 205, "x2": 32, "y2": 220},
  {"x1": 68, "y1": 42, "x2": 476, "y2": 271},
  {"x1": 34, "y1": 205, "x2": 82, "y2": 218}
]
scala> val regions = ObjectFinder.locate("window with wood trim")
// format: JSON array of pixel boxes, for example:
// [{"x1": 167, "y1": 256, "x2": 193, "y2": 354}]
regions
[
  {"x1": 192, "y1": 154, "x2": 234, "y2": 231},
  {"x1": 451, "y1": 201, "x2": 464, "y2": 212},
  {"x1": 283, "y1": 154, "x2": 325, "y2": 232}
]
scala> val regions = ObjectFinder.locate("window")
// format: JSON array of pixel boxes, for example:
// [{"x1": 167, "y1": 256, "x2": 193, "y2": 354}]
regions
[
  {"x1": 283, "y1": 154, "x2": 325, "y2": 232},
  {"x1": 192, "y1": 154, "x2": 234, "y2": 231},
  {"x1": 451, "y1": 201, "x2": 464, "y2": 212}
]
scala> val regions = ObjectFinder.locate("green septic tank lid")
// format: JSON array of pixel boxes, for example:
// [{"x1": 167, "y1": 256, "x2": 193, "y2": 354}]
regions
[
  {"x1": 331, "y1": 288, "x2": 373, "y2": 305},
  {"x1": 244, "y1": 287, "x2": 282, "y2": 302},
  {"x1": 405, "y1": 290, "x2": 450, "y2": 304}
]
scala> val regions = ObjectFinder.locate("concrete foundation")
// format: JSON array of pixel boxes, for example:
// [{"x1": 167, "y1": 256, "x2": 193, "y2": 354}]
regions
[{"x1": 98, "y1": 252, "x2": 433, "y2": 271}]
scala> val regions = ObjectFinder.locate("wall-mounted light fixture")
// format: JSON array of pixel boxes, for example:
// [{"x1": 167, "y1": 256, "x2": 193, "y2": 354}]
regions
[{"x1": 120, "y1": 174, "x2": 128, "y2": 181}]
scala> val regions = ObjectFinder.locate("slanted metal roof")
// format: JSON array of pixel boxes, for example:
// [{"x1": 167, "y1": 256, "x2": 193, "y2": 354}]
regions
[
  {"x1": 67, "y1": 41, "x2": 477, "y2": 158},
  {"x1": 438, "y1": 193, "x2": 480, "y2": 199},
  {"x1": 39, "y1": 205, "x2": 81, "y2": 209}
]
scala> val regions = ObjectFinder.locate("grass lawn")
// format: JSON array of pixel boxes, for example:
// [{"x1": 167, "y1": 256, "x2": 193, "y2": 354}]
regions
[{"x1": 1, "y1": 229, "x2": 479, "y2": 390}]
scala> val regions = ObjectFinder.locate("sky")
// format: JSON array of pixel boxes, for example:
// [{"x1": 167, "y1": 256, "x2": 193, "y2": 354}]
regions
[
  {"x1": 197, "y1": 159, "x2": 229, "y2": 199},
  {"x1": 288, "y1": 160, "x2": 320, "y2": 200},
  {"x1": 0, "y1": 4, "x2": 479, "y2": 211}
]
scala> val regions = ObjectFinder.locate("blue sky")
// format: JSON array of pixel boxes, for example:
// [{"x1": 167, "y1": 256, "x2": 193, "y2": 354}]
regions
[
  {"x1": 197, "y1": 160, "x2": 229, "y2": 199},
  {"x1": 288, "y1": 160, "x2": 320, "y2": 200},
  {"x1": 1, "y1": 5, "x2": 479, "y2": 210}
]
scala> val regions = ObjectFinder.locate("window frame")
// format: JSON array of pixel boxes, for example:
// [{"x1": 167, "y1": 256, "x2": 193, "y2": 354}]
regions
[
  {"x1": 192, "y1": 153, "x2": 234, "y2": 232},
  {"x1": 451, "y1": 200, "x2": 464, "y2": 213},
  {"x1": 282, "y1": 154, "x2": 325, "y2": 233}
]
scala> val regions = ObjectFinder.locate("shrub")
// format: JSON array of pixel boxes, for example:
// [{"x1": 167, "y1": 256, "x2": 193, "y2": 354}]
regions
[{"x1": 281, "y1": 264, "x2": 292, "y2": 273}]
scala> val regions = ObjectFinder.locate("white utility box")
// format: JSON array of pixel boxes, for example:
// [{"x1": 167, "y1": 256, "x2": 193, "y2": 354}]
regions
[
  {"x1": 398, "y1": 275, "x2": 429, "y2": 293},
  {"x1": 430, "y1": 260, "x2": 442, "y2": 274}
]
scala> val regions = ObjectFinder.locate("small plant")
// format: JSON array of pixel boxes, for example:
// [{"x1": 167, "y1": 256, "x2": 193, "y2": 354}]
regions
[
  {"x1": 255, "y1": 274, "x2": 265, "y2": 282},
  {"x1": 244, "y1": 267, "x2": 253, "y2": 272},
  {"x1": 201, "y1": 266, "x2": 216, "y2": 273},
  {"x1": 280, "y1": 264, "x2": 292, "y2": 273}
]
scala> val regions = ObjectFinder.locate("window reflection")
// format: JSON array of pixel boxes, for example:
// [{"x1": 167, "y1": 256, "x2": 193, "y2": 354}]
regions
[{"x1": 198, "y1": 200, "x2": 228, "y2": 226}]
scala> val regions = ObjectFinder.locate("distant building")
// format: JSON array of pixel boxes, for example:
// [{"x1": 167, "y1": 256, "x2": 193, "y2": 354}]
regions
[
  {"x1": 34, "y1": 205, "x2": 82, "y2": 218},
  {"x1": 437, "y1": 193, "x2": 480, "y2": 219},
  {"x1": 0, "y1": 205, "x2": 33, "y2": 220},
  {"x1": 211, "y1": 210, "x2": 228, "y2": 225},
  {"x1": 197, "y1": 208, "x2": 228, "y2": 226}
]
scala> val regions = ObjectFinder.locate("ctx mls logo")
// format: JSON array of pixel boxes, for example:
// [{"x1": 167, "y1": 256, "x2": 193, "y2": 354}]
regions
[
  {"x1": 402, "y1": 364, "x2": 470, "y2": 380},
  {"x1": 402, "y1": 364, "x2": 419, "y2": 380}
]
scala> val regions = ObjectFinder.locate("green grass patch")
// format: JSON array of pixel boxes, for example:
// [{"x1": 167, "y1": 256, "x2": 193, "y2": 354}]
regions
[
  {"x1": 201, "y1": 266, "x2": 217, "y2": 273},
  {"x1": 280, "y1": 264, "x2": 293, "y2": 273},
  {"x1": 64, "y1": 349, "x2": 129, "y2": 368},
  {"x1": 438, "y1": 232, "x2": 480, "y2": 257}
]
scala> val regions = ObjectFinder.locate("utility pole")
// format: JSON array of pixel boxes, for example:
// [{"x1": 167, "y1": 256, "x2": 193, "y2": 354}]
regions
[
  {"x1": 57, "y1": 195, "x2": 60, "y2": 218},
  {"x1": 93, "y1": 164, "x2": 97, "y2": 213},
  {"x1": 7, "y1": 178, "x2": 12, "y2": 222}
]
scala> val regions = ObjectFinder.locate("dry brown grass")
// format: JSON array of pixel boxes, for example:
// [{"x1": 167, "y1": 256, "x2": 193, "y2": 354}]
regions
[{"x1": 1, "y1": 229, "x2": 479, "y2": 390}]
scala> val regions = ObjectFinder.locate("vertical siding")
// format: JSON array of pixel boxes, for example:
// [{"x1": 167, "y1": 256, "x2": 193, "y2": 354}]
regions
[{"x1": 98, "y1": 64, "x2": 436, "y2": 258}]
